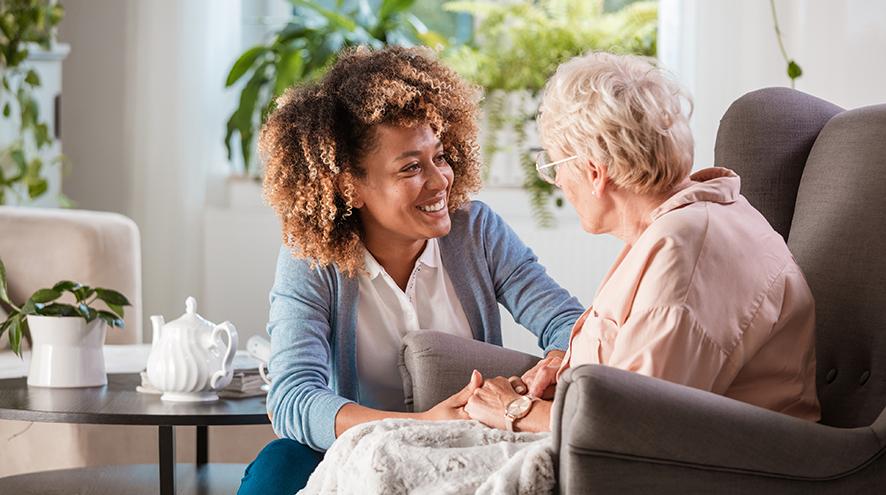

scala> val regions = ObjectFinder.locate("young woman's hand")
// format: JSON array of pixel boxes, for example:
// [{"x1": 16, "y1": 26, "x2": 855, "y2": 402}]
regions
[
  {"x1": 420, "y1": 370, "x2": 484, "y2": 421},
  {"x1": 510, "y1": 350, "x2": 564, "y2": 399}
]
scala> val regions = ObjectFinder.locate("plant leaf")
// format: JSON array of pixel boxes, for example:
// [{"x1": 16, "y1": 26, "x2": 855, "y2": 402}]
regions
[
  {"x1": 77, "y1": 303, "x2": 97, "y2": 322},
  {"x1": 0, "y1": 257, "x2": 11, "y2": 305},
  {"x1": 72, "y1": 286, "x2": 95, "y2": 302},
  {"x1": 30, "y1": 288, "x2": 61, "y2": 304},
  {"x1": 20, "y1": 299, "x2": 36, "y2": 315},
  {"x1": 94, "y1": 288, "x2": 131, "y2": 307},
  {"x1": 273, "y1": 49, "x2": 304, "y2": 96},
  {"x1": 25, "y1": 69, "x2": 40, "y2": 86},
  {"x1": 27, "y1": 178, "x2": 48, "y2": 199},
  {"x1": 97, "y1": 310, "x2": 125, "y2": 329},
  {"x1": 107, "y1": 303, "x2": 125, "y2": 318},
  {"x1": 225, "y1": 46, "x2": 268, "y2": 87},
  {"x1": 9, "y1": 315, "x2": 23, "y2": 357},
  {"x1": 52, "y1": 280, "x2": 78, "y2": 292},
  {"x1": 787, "y1": 60, "x2": 803, "y2": 80},
  {"x1": 293, "y1": 0, "x2": 357, "y2": 31},
  {"x1": 38, "y1": 303, "x2": 79, "y2": 317},
  {"x1": 379, "y1": 0, "x2": 416, "y2": 24}
]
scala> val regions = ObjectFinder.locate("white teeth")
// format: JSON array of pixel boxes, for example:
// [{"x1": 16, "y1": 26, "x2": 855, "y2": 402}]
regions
[{"x1": 418, "y1": 199, "x2": 446, "y2": 212}]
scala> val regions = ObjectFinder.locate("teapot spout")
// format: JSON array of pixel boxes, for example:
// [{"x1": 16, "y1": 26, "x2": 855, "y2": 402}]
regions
[{"x1": 150, "y1": 315, "x2": 165, "y2": 350}]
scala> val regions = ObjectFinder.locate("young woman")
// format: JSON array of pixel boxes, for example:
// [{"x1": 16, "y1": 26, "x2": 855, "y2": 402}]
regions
[{"x1": 236, "y1": 46, "x2": 585, "y2": 494}]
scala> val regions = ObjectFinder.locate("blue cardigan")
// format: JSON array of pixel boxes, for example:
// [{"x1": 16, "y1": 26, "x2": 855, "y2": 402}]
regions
[{"x1": 266, "y1": 201, "x2": 585, "y2": 450}]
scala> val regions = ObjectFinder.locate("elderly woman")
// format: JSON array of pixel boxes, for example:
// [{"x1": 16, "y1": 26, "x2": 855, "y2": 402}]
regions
[
  {"x1": 236, "y1": 46, "x2": 584, "y2": 494},
  {"x1": 463, "y1": 51, "x2": 820, "y2": 433}
]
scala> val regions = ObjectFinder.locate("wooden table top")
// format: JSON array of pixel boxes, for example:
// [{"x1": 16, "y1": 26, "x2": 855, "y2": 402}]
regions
[{"x1": 0, "y1": 373, "x2": 271, "y2": 426}]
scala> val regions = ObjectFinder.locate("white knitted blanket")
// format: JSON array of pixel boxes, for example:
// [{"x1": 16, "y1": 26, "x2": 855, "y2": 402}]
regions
[{"x1": 297, "y1": 419, "x2": 555, "y2": 495}]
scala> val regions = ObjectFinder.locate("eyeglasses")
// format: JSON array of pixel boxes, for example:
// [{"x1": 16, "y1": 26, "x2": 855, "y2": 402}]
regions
[{"x1": 535, "y1": 151, "x2": 580, "y2": 185}]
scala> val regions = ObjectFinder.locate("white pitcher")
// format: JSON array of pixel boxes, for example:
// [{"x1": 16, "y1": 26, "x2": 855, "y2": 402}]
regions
[{"x1": 146, "y1": 296, "x2": 238, "y2": 402}]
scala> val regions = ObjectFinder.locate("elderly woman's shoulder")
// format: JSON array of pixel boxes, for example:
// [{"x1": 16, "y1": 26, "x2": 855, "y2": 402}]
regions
[{"x1": 639, "y1": 204, "x2": 712, "y2": 264}]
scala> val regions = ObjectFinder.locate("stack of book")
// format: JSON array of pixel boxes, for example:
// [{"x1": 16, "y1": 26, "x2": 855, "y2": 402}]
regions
[{"x1": 137, "y1": 351, "x2": 268, "y2": 398}]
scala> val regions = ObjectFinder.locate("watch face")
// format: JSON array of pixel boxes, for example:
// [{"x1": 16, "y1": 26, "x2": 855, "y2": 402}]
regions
[{"x1": 506, "y1": 395, "x2": 532, "y2": 417}]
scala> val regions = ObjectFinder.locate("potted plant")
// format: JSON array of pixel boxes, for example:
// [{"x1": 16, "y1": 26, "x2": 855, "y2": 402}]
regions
[
  {"x1": 442, "y1": 0, "x2": 658, "y2": 226},
  {"x1": 0, "y1": 0, "x2": 67, "y2": 206},
  {"x1": 224, "y1": 0, "x2": 447, "y2": 179},
  {"x1": 0, "y1": 257, "x2": 130, "y2": 387}
]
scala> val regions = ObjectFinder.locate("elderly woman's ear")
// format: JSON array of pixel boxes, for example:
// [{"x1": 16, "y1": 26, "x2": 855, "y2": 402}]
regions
[{"x1": 578, "y1": 161, "x2": 608, "y2": 197}]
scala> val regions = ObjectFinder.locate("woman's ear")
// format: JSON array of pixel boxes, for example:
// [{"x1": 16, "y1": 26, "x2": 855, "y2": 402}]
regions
[
  {"x1": 582, "y1": 160, "x2": 608, "y2": 197},
  {"x1": 336, "y1": 171, "x2": 364, "y2": 209},
  {"x1": 593, "y1": 163, "x2": 609, "y2": 196}
]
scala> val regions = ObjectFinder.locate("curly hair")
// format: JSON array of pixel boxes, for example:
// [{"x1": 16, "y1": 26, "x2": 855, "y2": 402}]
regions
[{"x1": 260, "y1": 46, "x2": 483, "y2": 276}]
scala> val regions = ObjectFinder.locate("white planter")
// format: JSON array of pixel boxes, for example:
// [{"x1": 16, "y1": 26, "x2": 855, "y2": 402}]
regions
[{"x1": 26, "y1": 316, "x2": 107, "y2": 388}]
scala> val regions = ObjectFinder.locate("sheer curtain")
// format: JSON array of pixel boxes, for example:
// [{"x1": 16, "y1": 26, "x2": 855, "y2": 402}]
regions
[{"x1": 124, "y1": 0, "x2": 241, "y2": 338}]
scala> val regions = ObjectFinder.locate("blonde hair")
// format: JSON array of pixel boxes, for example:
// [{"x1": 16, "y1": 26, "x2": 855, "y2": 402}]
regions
[{"x1": 538, "y1": 51, "x2": 694, "y2": 194}]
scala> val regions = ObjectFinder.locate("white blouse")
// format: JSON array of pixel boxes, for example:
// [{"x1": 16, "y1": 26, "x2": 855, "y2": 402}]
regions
[{"x1": 356, "y1": 238, "x2": 473, "y2": 411}]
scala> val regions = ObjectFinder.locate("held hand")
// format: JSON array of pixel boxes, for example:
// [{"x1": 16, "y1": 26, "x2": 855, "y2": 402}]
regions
[
  {"x1": 421, "y1": 370, "x2": 484, "y2": 421},
  {"x1": 515, "y1": 350, "x2": 564, "y2": 399},
  {"x1": 464, "y1": 376, "x2": 523, "y2": 430}
]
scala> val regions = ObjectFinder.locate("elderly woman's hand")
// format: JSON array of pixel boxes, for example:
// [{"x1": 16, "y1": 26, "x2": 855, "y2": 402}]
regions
[
  {"x1": 464, "y1": 375, "x2": 523, "y2": 430},
  {"x1": 511, "y1": 350, "x2": 564, "y2": 399}
]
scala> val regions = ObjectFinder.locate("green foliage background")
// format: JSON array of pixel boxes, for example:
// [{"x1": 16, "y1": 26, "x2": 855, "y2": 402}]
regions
[{"x1": 441, "y1": 0, "x2": 658, "y2": 226}]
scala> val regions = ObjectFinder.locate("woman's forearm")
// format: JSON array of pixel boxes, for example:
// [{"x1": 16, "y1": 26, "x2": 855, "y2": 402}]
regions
[
  {"x1": 334, "y1": 403, "x2": 424, "y2": 438},
  {"x1": 514, "y1": 399, "x2": 553, "y2": 433}
]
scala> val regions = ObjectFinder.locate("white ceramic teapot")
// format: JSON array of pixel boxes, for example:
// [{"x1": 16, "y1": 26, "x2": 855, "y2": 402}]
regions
[{"x1": 146, "y1": 296, "x2": 239, "y2": 402}]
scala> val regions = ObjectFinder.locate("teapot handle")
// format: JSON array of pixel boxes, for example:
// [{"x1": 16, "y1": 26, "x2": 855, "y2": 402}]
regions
[{"x1": 209, "y1": 321, "x2": 239, "y2": 391}]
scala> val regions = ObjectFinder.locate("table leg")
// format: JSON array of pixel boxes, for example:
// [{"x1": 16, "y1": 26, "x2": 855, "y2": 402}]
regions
[
  {"x1": 159, "y1": 425, "x2": 175, "y2": 495},
  {"x1": 196, "y1": 425, "x2": 208, "y2": 466}
]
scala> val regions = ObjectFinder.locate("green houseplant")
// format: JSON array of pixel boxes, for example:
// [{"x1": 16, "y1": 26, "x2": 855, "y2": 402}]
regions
[
  {"x1": 0, "y1": 257, "x2": 130, "y2": 358},
  {"x1": 0, "y1": 0, "x2": 66, "y2": 205},
  {"x1": 442, "y1": 0, "x2": 657, "y2": 226},
  {"x1": 224, "y1": 0, "x2": 446, "y2": 176}
]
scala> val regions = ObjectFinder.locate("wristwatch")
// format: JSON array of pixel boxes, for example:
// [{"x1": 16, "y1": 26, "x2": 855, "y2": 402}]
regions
[{"x1": 504, "y1": 395, "x2": 537, "y2": 432}]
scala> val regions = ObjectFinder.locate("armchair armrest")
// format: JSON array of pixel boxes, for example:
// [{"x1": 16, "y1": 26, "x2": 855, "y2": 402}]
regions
[
  {"x1": 552, "y1": 365, "x2": 886, "y2": 491},
  {"x1": 399, "y1": 331, "x2": 540, "y2": 412}
]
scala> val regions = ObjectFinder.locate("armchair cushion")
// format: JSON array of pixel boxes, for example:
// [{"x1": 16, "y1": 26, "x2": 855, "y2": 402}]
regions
[{"x1": 399, "y1": 331, "x2": 540, "y2": 412}]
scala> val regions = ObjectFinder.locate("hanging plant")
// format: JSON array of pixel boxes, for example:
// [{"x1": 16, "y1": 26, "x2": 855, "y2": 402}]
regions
[
  {"x1": 769, "y1": 0, "x2": 802, "y2": 88},
  {"x1": 443, "y1": 0, "x2": 657, "y2": 227},
  {"x1": 0, "y1": 0, "x2": 66, "y2": 205}
]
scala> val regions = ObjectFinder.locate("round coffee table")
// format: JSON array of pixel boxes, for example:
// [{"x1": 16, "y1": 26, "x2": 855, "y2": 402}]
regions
[{"x1": 0, "y1": 373, "x2": 270, "y2": 494}]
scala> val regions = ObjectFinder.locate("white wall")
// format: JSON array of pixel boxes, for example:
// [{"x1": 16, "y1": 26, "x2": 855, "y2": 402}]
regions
[{"x1": 659, "y1": 0, "x2": 886, "y2": 170}]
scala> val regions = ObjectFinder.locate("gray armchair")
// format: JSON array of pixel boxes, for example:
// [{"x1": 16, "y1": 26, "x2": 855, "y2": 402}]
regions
[{"x1": 400, "y1": 88, "x2": 885, "y2": 493}]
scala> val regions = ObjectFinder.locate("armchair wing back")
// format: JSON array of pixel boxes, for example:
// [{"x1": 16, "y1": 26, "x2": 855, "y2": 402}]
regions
[{"x1": 716, "y1": 89, "x2": 886, "y2": 428}]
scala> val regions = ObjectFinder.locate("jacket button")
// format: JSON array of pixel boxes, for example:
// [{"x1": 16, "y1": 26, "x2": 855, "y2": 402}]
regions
[
  {"x1": 826, "y1": 369, "x2": 837, "y2": 383},
  {"x1": 860, "y1": 370, "x2": 871, "y2": 385}
]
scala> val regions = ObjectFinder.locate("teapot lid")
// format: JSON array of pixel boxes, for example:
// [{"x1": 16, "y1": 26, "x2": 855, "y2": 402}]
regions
[{"x1": 165, "y1": 296, "x2": 214, "y2": 331}]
